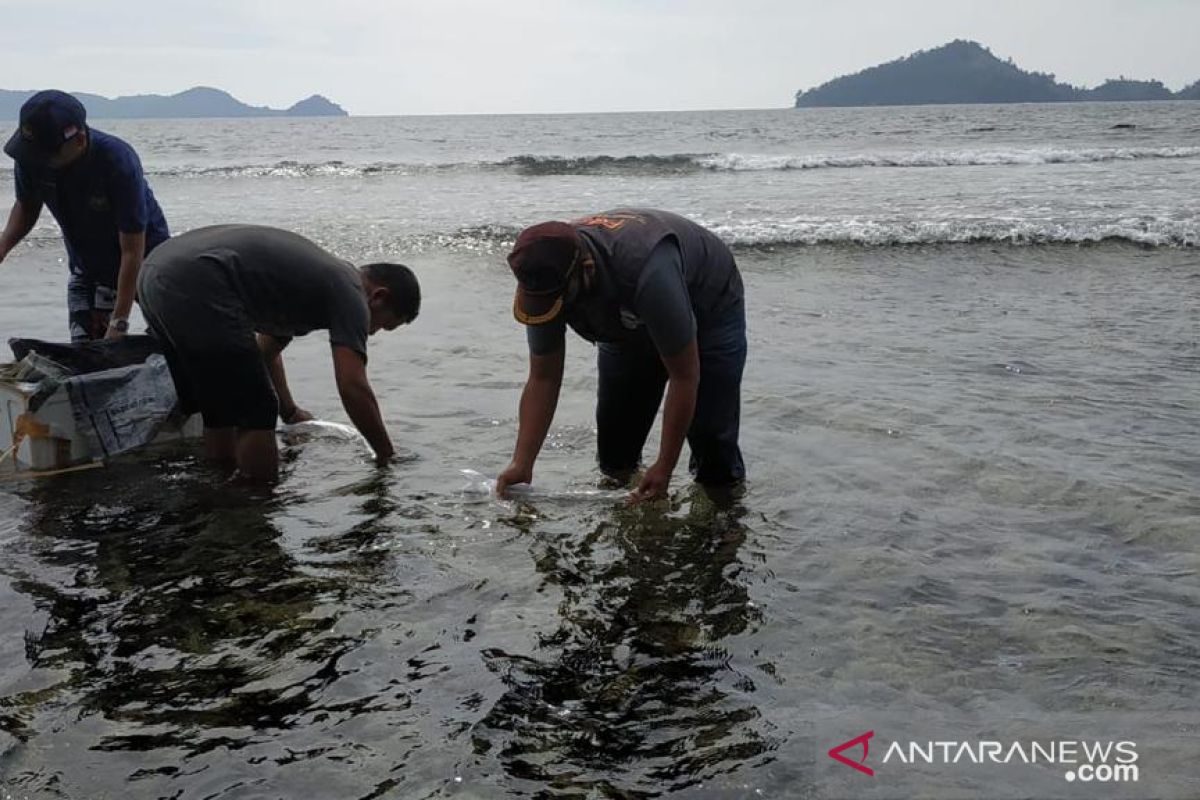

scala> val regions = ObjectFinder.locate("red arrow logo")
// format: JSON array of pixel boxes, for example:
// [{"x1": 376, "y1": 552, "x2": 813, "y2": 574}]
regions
[{"x1": 828, "y1": 731, "x2": 875, "y2": 776}]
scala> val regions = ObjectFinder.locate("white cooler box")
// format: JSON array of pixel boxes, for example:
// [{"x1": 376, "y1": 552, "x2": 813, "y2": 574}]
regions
[{"x1": 1, "y1": 348, "x2": 201, "y2": 473}]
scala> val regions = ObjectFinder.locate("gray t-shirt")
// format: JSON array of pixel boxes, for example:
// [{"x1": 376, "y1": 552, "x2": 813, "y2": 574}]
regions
[
  {"x1": 143, "y1": 224, "x2": 370, "y2": 359},
  {"x1": 527, "y1": 239, "x2": 696, "y2": 356}
]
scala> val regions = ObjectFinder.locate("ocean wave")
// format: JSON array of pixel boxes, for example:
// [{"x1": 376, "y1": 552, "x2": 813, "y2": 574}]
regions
[
  {"x1": 498, "y1": 153, "x2": 702, "y2": 175},
  {"x1": 145, "y1": 154, "x2": 707, "y2": 178},
  {"x1": 706, "y1": 218, "x2": 1199, "y2": 248},
  {"x1": 693, "y1": 146, "x2": 1200, "y2": 171},
  {"x1": 146, "y1": 160, "x2": 445, "y2": 178},
  {"x1": 396, "y1": 218, "x2": 1198, "y2": 252},
  {"x1": 133, "y1": 145, "x2": 1200, "y2": 178}
]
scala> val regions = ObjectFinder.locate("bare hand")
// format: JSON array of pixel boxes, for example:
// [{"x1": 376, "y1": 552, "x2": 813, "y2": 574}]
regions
[
  {"x1": 628, "y1": 460, "x2": 673, "y2": 504},
  {"x1": 103, "y1": 326, "x2": 126, "y2": 342},
  {"x1": 283, "y1": 406, "x2": 314, "y2": 424},
  {"x1": 90, "y1": 310, "x2": 111, "y2": 340},
  {"x1": 496, "y1": 461, "x2": 533, "y2": 497}
]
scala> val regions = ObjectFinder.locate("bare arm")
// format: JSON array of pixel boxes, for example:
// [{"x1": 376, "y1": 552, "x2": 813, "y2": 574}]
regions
[
  {"x1": 0, "y1": 200, "x2": 41, "y2": 263},
  {"x1": 105, "y1": 230, "x2": 146, "y2": 338},
  {"x1": 629, "y1": 337, "x2": 700, "y2": 503},
  {"x1": 496, "y1": 346, "x2": 565, "y2": 494},
  {"x1": 332, "y1": 345, "x2": 393, "y2": 463},
  {"x1": 257, "y1": 334, "x2": 311, "y2": 423}
]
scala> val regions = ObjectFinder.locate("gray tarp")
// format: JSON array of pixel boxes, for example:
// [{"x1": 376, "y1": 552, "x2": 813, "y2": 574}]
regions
[{"x1": 62, "y1": 353, "x2": 181, "y2": 459}]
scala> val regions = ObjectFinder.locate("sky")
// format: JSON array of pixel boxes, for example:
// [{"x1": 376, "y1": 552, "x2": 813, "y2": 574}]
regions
[{"x1": 1, "y1": 0, "x2": 1198, "y2": 115}]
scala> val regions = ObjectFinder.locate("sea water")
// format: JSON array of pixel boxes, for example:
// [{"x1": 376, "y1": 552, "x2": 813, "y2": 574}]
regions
[{"x1": 0, "y1": 103, "x2": 1197, "y2": 798}]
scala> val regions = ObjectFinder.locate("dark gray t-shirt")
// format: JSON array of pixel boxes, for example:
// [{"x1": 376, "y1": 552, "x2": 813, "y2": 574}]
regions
[
  {"x1": 527, "y1": 239, "x2": 696, "y2": 356},
  {"x1": 143, "y1": 224, "x2": 370, "y2": 359}
]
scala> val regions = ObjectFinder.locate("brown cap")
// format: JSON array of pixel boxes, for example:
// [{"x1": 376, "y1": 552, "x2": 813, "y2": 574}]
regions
[{"x1": 507, "y1": 221, "x2": 581, "y2": 325}]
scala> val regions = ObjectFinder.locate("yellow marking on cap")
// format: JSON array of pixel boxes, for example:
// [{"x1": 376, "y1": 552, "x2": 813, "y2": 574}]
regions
[{"x1": 513, "y1": 294, "x2": 564, "y2": 325}]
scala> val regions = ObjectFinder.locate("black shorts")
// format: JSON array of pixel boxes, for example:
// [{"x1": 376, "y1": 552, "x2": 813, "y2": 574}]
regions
[{"x1": 138, "y1": 258, "x2": 278, "y2": 430}]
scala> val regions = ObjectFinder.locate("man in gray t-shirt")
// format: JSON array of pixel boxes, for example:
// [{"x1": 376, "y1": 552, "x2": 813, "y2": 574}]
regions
[{"x1": 138, "y1": 224, "x2": 421, "y2": 482}]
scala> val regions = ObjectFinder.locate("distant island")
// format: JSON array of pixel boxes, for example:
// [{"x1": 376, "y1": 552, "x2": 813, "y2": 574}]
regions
[
  {"x1": 0, "y1": 86, "x2": 347, "y2": 119},
  {"x1": 795, "y1": 40, "x2": 1200, "y2": 107}
]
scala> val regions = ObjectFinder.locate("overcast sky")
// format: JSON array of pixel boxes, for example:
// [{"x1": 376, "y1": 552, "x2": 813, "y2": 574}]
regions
[{"x1": 2, "y1": 0, "x2": 1198, "y2": 115}]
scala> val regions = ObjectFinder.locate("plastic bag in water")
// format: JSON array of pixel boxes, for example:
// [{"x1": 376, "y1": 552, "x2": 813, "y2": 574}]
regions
[
  {"x1": 458, "y1": 469, "x2": 623, "y2": 503},
  {"x1": 460, "y1": 468, "x2": 521, "y2": 500},
  {"x1": 279, "y1": 420, "x2": 368, "y2": 446}
]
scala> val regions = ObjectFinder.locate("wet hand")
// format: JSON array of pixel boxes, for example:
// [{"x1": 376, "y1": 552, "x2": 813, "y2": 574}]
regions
[
  {"x1": 373, "y1": 443, "x2": 396, "y2": 468},
  {"x1": 496, "y1": 461, "x2": 533, "y2": 497},
  {"x1": 283, "y1": 406, "x2": 314, "y2": 424},
  {"x1": 628, "y1": 461, "x2": 672, "y2": 504}
]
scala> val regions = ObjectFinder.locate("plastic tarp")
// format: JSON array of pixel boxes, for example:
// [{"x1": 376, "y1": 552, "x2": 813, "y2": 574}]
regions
[
  {"x1": 6, "y1": 337, "x2": 183, "y2": 461},
  {"x1": 63, "y1": 354, "x2": 181, "y2": 459}
]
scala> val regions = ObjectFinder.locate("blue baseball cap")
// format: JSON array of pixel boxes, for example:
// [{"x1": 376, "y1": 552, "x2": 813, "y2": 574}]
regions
[{"x1": 3, "y1": 90, "x2": 87, "y2": 164}]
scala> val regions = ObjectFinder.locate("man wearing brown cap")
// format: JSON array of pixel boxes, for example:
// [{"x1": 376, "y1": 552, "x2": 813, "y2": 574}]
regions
[{"x1": 497, "y1": 208, "x2": 746, "y2": 502}]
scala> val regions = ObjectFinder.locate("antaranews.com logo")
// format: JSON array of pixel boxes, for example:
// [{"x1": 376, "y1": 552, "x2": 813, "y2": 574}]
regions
[{"x1": 828, "y1": 731, "x2": 1139, "y2": 784}]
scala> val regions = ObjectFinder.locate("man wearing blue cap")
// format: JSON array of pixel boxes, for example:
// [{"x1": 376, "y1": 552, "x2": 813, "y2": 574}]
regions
[{"x1": 0, "y1": 90, "x2": 169, "y2": 341}]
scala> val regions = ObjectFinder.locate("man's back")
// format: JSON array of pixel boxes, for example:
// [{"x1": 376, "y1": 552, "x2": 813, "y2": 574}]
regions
[
  {"x1": 576, "y1": 208, "x2": 743, "y2": 322},
  {"x1": 144, "y1": 224, "x2": 370, "y2": 356}
]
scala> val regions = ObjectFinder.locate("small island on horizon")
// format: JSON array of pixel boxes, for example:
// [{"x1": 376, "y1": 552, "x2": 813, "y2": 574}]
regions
[
  {"x1": 0, "y1": 86, "x2": 348, "y2": 119},
  {"x1": 795, "y1": 40, "x2": 1200, "y2": 108}
]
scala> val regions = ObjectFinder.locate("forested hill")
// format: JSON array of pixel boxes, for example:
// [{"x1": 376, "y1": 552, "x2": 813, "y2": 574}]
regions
[
  {"x1": 0, "y1": 87, "x2": 347, "y2": 119},
  {"x1": 794, "y1": 41, "x2": 1197, "y2": 107}
]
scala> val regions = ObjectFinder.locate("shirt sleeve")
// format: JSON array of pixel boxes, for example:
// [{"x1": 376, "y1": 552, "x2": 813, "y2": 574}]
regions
[
  {"x1": 634, "y1": 239, "x2": 696, "y2": 357},
  {"x1": 526, "y1": 318, "x2": 567, "y2": 355},
  {"x1": 328, "y1": 277, "x2": 371, "y2": 362},
  {"x1": 13, "y1": 162, "x2": 37, "y2": 205},
  {"x1": 108, "y1": 143, "x2": 149, "y2": 234}
]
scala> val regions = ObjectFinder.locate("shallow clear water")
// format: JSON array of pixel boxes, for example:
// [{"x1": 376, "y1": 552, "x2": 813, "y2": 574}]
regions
[{"x1": 0, "y1": 104, "x2": 1198, "y2": 798}]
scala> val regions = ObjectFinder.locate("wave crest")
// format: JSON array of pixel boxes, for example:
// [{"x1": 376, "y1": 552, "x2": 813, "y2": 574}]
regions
[
  {"x1": 402, "y1": 218, "x2": 1198, "y2": 252},
  {"x1": 135, "y1": 145, "x2": 1200, "y2": 178},
  {"x1": 695, "y1": 146, "x2": 1200, "y2": 171},
  {"x1": 708, "y1": 218, "x2": 1198, "y2": 248}
]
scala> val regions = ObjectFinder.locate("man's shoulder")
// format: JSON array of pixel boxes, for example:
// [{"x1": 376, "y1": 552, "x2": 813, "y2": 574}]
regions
[
  {"x1": 87, "y1": 129, "x2": 143, "y2": 170},
  {"x1": 328, "y1": 259, "x2": 368, "y2": 305},
  {"x1": 88, "y1": 128, "x2": 132, "y2": 150}
]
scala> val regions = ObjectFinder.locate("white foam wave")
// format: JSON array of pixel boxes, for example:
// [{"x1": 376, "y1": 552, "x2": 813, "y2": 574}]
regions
[
  {"x1": 125, "y1": 145, "x2": 1200, "y2": 179},
  {"x1": 707, "y1": 217, "x2": 1199, "y2": 248},
  {"x1": 149, "y1": 160, "x2": 435, "y2": 178},
  {"x1": 695, "y1": 146, "x2": 1200, "y2": 171}
]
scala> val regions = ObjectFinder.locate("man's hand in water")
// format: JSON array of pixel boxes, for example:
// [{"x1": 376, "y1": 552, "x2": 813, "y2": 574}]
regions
[
  {"x1": 281, "y1": 406, "x2": 314, "y2": 425},
  {"x1": 628, "y1": 460, "x2": 672, "y2": 504},
  {"x1": 496, "y1": 461, "x2": 533, "y2": 497}
]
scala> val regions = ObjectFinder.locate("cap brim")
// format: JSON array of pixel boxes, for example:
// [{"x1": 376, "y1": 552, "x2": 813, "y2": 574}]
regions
[
  {"x1": 513, "y1": 288, "x2": 565, "y2": 325},
  {"x1": 3, "y1": 129, "x2": 49, "y2": 164}
]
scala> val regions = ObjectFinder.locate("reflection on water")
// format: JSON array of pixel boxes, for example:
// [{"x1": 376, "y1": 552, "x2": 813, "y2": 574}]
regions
[
  {"x1": 0, "y1": 444, "x2": 423, "y2": 796},
  {"x1": 0, "y1": 438, "x2": 777, "y2": 798},
  {"x1": 472, "y1": 491, "x2": 777, "y2": 796},
  {"x1": 1, "y1": 241, "x2": 1198, "y2": 797}
]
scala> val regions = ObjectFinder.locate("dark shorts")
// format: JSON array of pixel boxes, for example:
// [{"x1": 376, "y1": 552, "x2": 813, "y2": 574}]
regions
[
  {"x1": 595, "y1": 300, "x2": 746, "y2": 485},
  {"x1": 138, "y1": 258, "x2": 278, "y2": 430}
]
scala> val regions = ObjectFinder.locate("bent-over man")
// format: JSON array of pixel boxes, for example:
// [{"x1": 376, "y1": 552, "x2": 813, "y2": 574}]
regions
[
  {"x1": 139, "y1": 224, "x2": 420, "y2": 481},
  {"x1": 498, "y1": 208, "x2": 746, "y2": 502}
]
